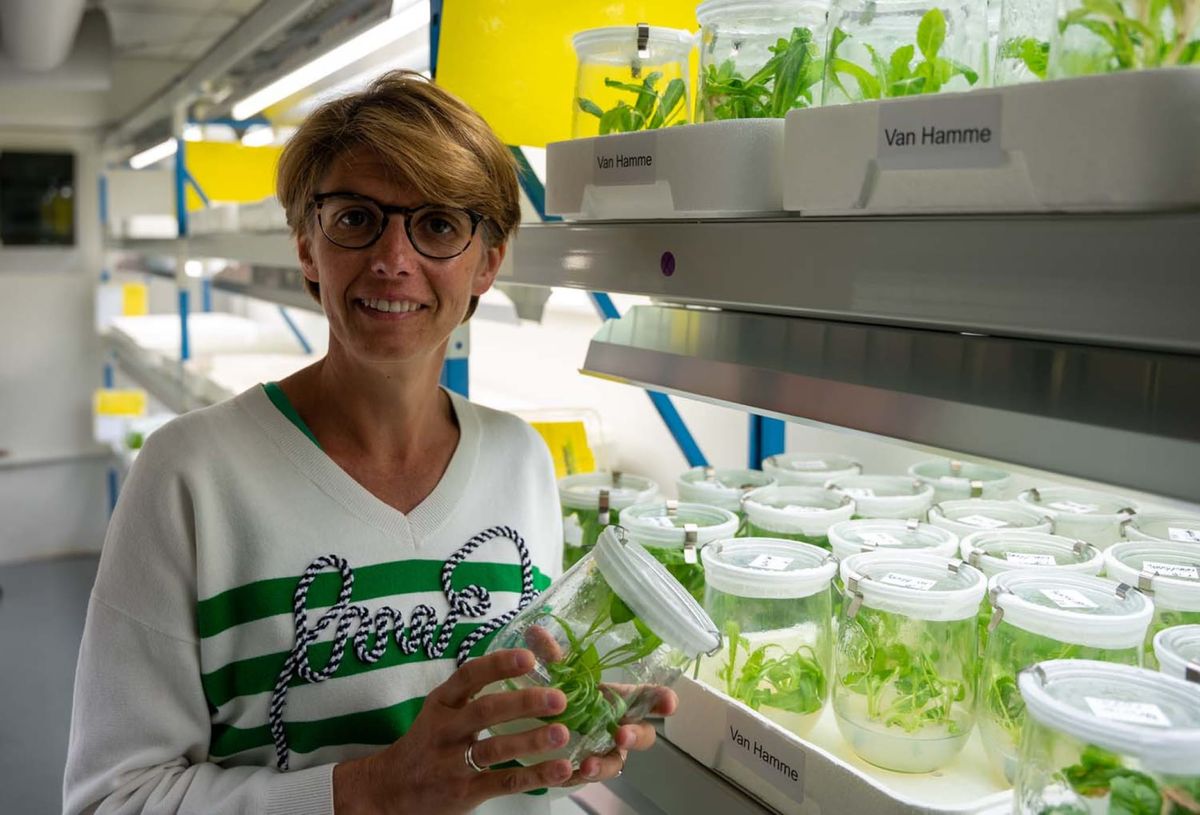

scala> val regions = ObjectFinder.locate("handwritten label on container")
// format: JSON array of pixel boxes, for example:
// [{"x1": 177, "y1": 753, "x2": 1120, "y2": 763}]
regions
[
  {"x1": 860, "y1": 532, "x2": 905, "y2": 548},
  {"x1": 1049, "y1": 501, "x2": 1100, "y2": 514},
  {"x1": 842, "y1": 488, "x2": 876, "y2": 500},
  {"x1": 789, "y1": 460, "x2": 828, "y2": 471},
  {"x1": 1085, "y1": 697, "x2": 1171, "y2": 727},
  {"x1": 784, "y1": 505, "x2": 826, "y2": 514},
  {"x1": 880, "y1": 573, "x2": 937, "y2": 591},
  {"x1": 724, "y1": 704, "x2": 805, "y2": 804},
  {"x1": 877, "y1": 92, "x2": 1004, "y2": 171},
  {"x1": 749, "y1": 554, "x2": 794, "y2": 571},
  {"x1": 1143, "y1": 560, "x2": 1200, "y2": 580},
  {"x1": 1168, "y1": 527, "x2": 1200, "y2": 543},
  {"x1": 592, "y1": 132, "x2": 658, "y2": 186},
  {"x1": 1005, "y1": 552, "x2": 1057, "y2": 566},
  {"x1": 958, "y1": 514, "x2": 1010, "y2": 529},
  {"x1": 1040, "y1": 588, "x2": 1098, "y2": 609}
]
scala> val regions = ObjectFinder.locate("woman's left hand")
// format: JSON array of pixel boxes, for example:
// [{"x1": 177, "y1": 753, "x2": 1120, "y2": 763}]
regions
[{"x1": 563, "y1": 686, "x2": 678, "y2": 785}]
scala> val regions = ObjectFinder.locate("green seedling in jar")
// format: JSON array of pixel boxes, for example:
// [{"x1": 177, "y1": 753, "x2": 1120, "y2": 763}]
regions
[
  {"x1": 718, "y1": 620, "x2": 826, "y2": 715},
  {"x1": 826, "y1": 8, "x2": 980, "y2": 101},
  {"x1": 1037, "y1": 745, "x2": 1200, "y2": 815},
  {"x1": 1145, "y1": 609, "x2": 1200, "y2": 668},
  {"x1": 1055, "y1": 0, "x2": 1200, "y2": 75},
  {"x1": 562, "y1": 506, "x2": 612, "y2": 571},
  {"x1": 699, "y1": 27, "x2": 824, "y2": 119},
  {"x1": 577, "y1": 71, "x2": 688, "y2": 135},
  {"x1": 1000, "y1": 36, "x2": 1051, "y2": 78},
  {"x1": 648, "y1": 545, "x2": 707, "y2": 603}
]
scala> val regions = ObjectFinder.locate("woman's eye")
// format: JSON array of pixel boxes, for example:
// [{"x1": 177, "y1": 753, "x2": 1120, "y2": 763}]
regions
[
  {"x1": 427, "y1": 217, "x2": 453, "y2": 234},
  {"x1": 336, "y1": 208, "x2": 371, "y2": 228}
]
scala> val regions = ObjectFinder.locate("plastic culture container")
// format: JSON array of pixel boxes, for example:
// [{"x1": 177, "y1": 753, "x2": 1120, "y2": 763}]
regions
[
  {"x1": 929, "y1": 498, "x2": 1053, "y2": 539},
  {"x1": 698, "y1": 538, "x2": 838, "y2": 735},
  {"x1": 1153, "y1": 624, "x2": 1200, "y2": 683},
  {"x1": 1124, "y1": 512, "x2": 1200, "y2": 545},
  {"x1": 485, "y1": 526, "x2": 720, "y2": 767},
  {"x1": 762, "y1": 452, "x2": 861, "y2": 486},
  {"x1": 834, "y1": 551, "x2": 987, "y2": 772},
  {"x1": 1105, "y1": 540, "x2": 1200, "y2": 668},
  {"x1": 558, "y1": 471, "x2": 658, "y2": 571},
  {"x1": 571, "y1": 24, "x2": 695, "y2": 137},
  {"x1": 828, "y1": 518, "x2": 960, "y2": 561},
  {"x1": 741, "y1": 485, "x2": 855, "y2": 548},
  {"x1": 619, "y1": 500, "x2": 740, "y2": 601},
  {"x1": 1015, "y1": 659, "x2": 1200, "y2": 815},
  {"x1": 993, "y1": 0, "x2": 1056, "y2": 84},
  {"x1": 695, "y1": 0, "x2": 830, "y2": 121},
  {"x1": 822, "y1": 0, "x2": 989, "y2": 105},
  {"x1": 979, "y1": 570, "x2": 1152, "y2": 784},
  {"x1": 676, "y1": 466, "x2": 775, "y2": 516},
  {"x1": 1017, "y1": 486, "x2": 1137, "y2": 549},
  {"x1": 829, "y1": 474, "x2": 935, "y2": 520},
  {"x1": 909, "y1": 459, "x2": 1013, "y2": 502},
  {"x1": 1049, "y1": 0, "x2": 1200, "y2": 78}
]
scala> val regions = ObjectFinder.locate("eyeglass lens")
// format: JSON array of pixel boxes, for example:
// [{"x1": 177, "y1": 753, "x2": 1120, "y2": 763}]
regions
[{"x1": 318, "y1": 196, "x2": 475, "y2": 258}]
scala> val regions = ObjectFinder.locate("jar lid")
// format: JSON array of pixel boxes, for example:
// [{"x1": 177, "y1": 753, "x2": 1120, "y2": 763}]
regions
[
  {"x1": 572, "y1": 25, "x2": 696, "y2": 56},
  {"x1": 1105, "y1": 541, "x2": 1200, "y2": 611},
  {"x1": 829, "y1": 475, "x2": 934, "y2": 519},
  {"x1": 828, "y1": 518, "x2": 959, "y2": 561},
  {"x1": 593, "y1": 526, "x2": 721, "y2": 658},
  {"x1": 1125, "y1": 513, "x2": 1200, "y2": 544},
  {"x1": 618, "y1": 501, "x2": 740, "y2": 547},
  {"x1": 1019, "y1": 659, "x2": 1200, "y2": 776},
  {"x1": 676, "y1": 466, "x2": 774, "y2": 512},
  {"x1": 1017, "y1": 487, "x2": 1137, "y2": 522},
  {"x1": 701, "y1": 538, "x2": 837, "y2": 599},
  {"x1": 989, "y1": 570, "x2": 1152, "y2": 649},
  {"x1": 960, "y1": 531, "x2": 1104, "y2": 578},
  {"x1": 741, "y1": 485, "x2": 854, "y2": 534},
  {"x1": 909, "y1": 459, "x2": 1012, "y2": 497},
  {"x1": 1153, "y1": 625, "x2": 1200, "y2": 684},
  {"x1": 558, "y1": 472, "x2": 658, "y2": 511},
  {"x1": 839, "y1": 551, "x2": 985, "y2": 621},
  {"x1": 929, "y1": 499, "x2": 1052, "y2": 534},
  {"x1": 761, "y1": 452, "x2": 860, "y2": 485},
  {"x1": 697, "y1": 0, "x2": 832, "y2": 25}
]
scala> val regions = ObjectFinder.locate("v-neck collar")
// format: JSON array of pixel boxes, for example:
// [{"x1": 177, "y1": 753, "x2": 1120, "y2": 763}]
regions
[{"x1": 238, "y1": 384, "x2": 480, "y2": 545}]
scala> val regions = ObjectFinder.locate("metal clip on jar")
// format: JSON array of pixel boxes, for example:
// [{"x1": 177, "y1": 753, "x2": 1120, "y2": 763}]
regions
[
  {"x1": 1017, "y1": 486, "x2": 1137, "y2": 549},
  {"x1": 619, "y1": 500, "x2": 740, "y2": 601},
  {"x1": 928, "y1": 498, "x2": 1053, "y2": 539}
]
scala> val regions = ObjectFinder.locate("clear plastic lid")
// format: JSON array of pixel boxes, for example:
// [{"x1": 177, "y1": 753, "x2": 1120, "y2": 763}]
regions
[
  {"x1": 762, "y1": 452, "x2": 860, "y2": 486},
  {"x1": 829, "y1": 475, "x2": 935, "y2": 519},
  {"x1": 593, "y1": 526, "x2": 721, "y2": 658},
  {"x1": 741, "y1": 485, "x2": 854, "y2": 534},
  {"x1": 839, "y1": 551, "x2": 986, "y2": 621},
  {"x1": 1153, "y1": 625, "x2": 1200, "y2": 684},
  {"x1": 558, "y1": 471, "x2": 658, "y2": 511},
  {"x1": 960, "y1": 531, "x2": 1104, "y2": 578},
  {"x1": 572, "y1": 25, "x2": 696, "y2": 61},
  {"x1": 909, "y1": 459, "x2": 1012, "y2": 498},
  {"x1": 828, "y1": 518, "x2": 959, "y2": 561},
  {"x1": 1125, "y1": 513, "x2": 1200, "y2": 545},
  {"x1": 697, "y1": 0, "x2": 832, "y2": 26},
  {"x1": 1017, "y1": 486, "x2": 1137, "y2": 522},
  {"x1": 989, "y1": 570, "x2": 1153, "y2": 649},
  {"x1": 701, "y1": 538, "x2": 838, "y2": 599},
  {"x1": 677, "y1": 466, "x2": 775, "y2": 512},
  {"x1": 1019, "y1": 659, "x2": 1200, "y2": 776},
  {"x1": 1105, "y1": 541, "x2": 1200, "y2": 611},
  {"x1": 618, "y1": 501, "x2": 740, "y2": 548},
  {"x1": 929, "y1": 499, "x2": 1053, "y2": 536}
]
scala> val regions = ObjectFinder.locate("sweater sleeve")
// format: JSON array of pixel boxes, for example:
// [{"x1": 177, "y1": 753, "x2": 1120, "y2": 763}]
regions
[{"x1": 62, "y1": 421, "x2": 334, "y2": 815}]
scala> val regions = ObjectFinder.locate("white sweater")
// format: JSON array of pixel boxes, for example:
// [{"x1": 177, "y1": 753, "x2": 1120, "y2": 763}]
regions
[{"x1": 64, "y1": 385, "x2": 563, "y2": 814}]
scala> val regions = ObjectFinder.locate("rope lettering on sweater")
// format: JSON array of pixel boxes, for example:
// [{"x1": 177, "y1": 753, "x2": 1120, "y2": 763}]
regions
[{"x1": 267, "y1": 526, "x2": 535, "y2": 770}]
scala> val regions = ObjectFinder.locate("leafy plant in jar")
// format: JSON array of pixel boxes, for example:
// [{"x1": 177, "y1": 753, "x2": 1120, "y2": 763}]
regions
[
  {"x1": 699, "y1": 26, "x2": 824, "y2": 119},
  {"x1": 577, "y1": 71, "x2": 688, "y2": 135}
]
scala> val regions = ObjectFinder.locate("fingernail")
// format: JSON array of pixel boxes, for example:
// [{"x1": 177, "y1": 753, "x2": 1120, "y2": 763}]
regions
[
  {"x1": 545, "y1": 690, "x2": 565, "y2": 711},
  {"x1": 549, "y1": 726, "x2": 567, "y2": 747},
  {"x1": 509, "y1": 651, "x2": 531, "y2": 672},
  {"x1": 554, "y1": 762, "x2": 573, "y2": 782},
  {"x1": 583, "y1": 763, "x2": 599, "y2": 780}
]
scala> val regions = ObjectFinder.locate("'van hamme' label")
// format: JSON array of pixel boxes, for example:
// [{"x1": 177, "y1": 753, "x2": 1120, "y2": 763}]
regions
[
  {"x1": 724, "y1": 704, "x2": 805, "y2": 803},
  {"x1": 877, "y1": 92, "x2": 1004, "y2": 171},
  {"x1": 592, "y1": 131, "x2": 658, "y2": 186}
]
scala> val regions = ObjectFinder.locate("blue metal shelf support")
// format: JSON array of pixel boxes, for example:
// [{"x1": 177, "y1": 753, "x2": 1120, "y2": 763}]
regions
[{"x1": 748, "y1": 414, "x2": 786, "y2": 469}]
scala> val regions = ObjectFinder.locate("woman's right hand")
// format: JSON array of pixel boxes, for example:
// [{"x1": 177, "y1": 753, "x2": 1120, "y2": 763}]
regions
[{"x1": 332, "y1": 648, "x2": 574, "y2": 815}]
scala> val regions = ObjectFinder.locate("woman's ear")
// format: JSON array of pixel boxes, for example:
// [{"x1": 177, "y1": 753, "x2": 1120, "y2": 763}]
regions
[
  {"x1": 471, "y1": 241, "x2": 506, "y2": 297},
  {"x1": 298, "y1": 231, "x2": 319, "y2": 285}
]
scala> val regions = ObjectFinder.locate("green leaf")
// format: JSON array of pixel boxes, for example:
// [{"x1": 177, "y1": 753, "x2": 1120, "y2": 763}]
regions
[
  {"x1": 830, "y1": 57, "x2": 882, "y2": 100},
  {"x1": 889, "y1": 44, "x2": 915, "y2": 83},
  {"x1": 633, "y1": 71, "x2": 663, "y2": 120},
  {"x1": 1109, "y1": 774, "x2": 1163, "y2": 815},
  {"x1": 864, "y1": 43, "x2": 890, "y2": 90},
  {"x1": 610, "y1": 595, "x2": 635, "y2": 625},
  {"x1": 916, "y1": 8, "x2": 948, "y2": 62},
  {"x1": 577, "y1": 97, "x2": 604, "y2": 118},
  {"x1": 651, "y1": 78, "x2": 686, "y2": 128}
]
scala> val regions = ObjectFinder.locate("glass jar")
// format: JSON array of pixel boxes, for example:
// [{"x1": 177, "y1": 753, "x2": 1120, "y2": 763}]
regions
[
  {"x1": 484, "y1": 526, "x2": 720, "y2": 767},
  {"x1": 695, "y1": 0, "x2": 831, "y2": 121},
  {"x1": 1015, "y1": 659, "x2": 1200, "y2": 815},
  {"x1": 822, "y1": 0, "x2": 989, "y2": 105},
  {"x1": 762, "y1": 452, "x2": 861, "y2": 486},
  {"x1": 676, "y1": 466, "x2": 775, "y2": 516},
  {"x1": 619, "y1": 500, "x2": 741, "y2": 601},
  {"x1": 558, "y1": 472, "x2": 658, "y2": 571},
  {"x1": 1105, "y1": 541, "x2": 1200, "y2": 669},
  {"x1": 828, "y1": 518, "x2": 960, "y2": 560},
  {"x1": 993, "y1": 0, "x2": 1055, "y2": 84},
  {"x1": 909, "y1": 459, "x2": 1013, "y2": 503},
  {"x1": 571, "y1": 25, "x2": 695, "y2": 138},
  {"x1": 834, "y1": 551, "x2": 986, "y2": 772},
  {"x1": 742, "y1": 485, "x2": 855, "y2": 548},
  {"x1": 1124, "y1": 512, "x2": 1200, "y2": 545},
  {"x1": 1153, "y1": 624, "x2": 1200, "y2": 683},
  {"x1": 1017, "y1": 486, "x2": 1138, "y2": 549},
  {"x1": 929, "y1": 498, "x2": 1053, "y2": 539},
  {"x1": 829, "y1": 474, "x2": 935, "y2": 520},
  {"x1": 979, "y1": 570, "x2": 1151, "y2": 784},
  {"x1": 698, "y1": 538, "x2": 838, "y2": 735},
  {"x1": 1049, "y1": 0, "x2": 1200, "y2": 78}
]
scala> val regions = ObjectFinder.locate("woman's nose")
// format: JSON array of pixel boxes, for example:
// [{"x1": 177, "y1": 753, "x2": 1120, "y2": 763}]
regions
[{"x1": 368, "y1": 217, "x2": 421, "y2": 275}]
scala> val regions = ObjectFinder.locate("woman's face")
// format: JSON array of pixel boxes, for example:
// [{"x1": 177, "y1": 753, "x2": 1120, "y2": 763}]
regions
[{"x1": 298, "y1": 151, "x2": 504, "y2": 367}]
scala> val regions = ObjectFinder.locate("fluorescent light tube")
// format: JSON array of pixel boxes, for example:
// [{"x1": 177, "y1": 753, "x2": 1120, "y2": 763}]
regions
[
  {"x1": 240, "y1": 126, "x2": 275, "y2": 147},
  {"x1": 129, "y1": 138, "x2": 178, "y2": 169},
  {"x1": 230, "y1": 2, "x2": 430, "y2": 121}
]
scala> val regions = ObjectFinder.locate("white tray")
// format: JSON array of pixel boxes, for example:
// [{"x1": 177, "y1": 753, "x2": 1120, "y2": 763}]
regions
[
  {"x1": 664, "y1": 675, "x2": 1012, "y2": 814},
  {"x1": 784, "y1": 69, "x2": 1200, "y2": 215},
  {"x1": 546, "y1": 119, "x2": 785, "y2": 219}
]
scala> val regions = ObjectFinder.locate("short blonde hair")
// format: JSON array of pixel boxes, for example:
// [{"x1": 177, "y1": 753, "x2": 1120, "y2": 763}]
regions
[{"x1": 276, "y1": 70, "x2": 521, "y2": 313}]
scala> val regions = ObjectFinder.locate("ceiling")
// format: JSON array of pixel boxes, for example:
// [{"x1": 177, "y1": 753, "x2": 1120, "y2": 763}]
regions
[{"x1": 98, "y1": 0, "x2": 263, "y2": 62}]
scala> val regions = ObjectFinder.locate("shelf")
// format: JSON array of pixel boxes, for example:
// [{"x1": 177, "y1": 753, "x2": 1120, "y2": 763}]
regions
[
  {"x1": 103, "y1": 335, "x2": 206, "y2": 415},
  {"x1": 580, "y1": 304, "x2": 1200, "y2": 503},
  {"x1": 504, "y1": 214, "x2": 1200, "y2": 355}
]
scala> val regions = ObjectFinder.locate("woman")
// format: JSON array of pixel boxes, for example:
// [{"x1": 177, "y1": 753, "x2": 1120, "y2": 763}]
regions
[{"x1": 64, "y1": 71, "x2": 674, "y2": 814}]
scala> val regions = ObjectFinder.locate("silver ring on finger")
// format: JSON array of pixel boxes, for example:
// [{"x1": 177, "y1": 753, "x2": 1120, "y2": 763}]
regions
[
  {"x1": 615, "y1": 749, "x2": 627, "y2": 778},
  {"x1": 465, "y1": 741, "x2": 486, "y2": 773}
]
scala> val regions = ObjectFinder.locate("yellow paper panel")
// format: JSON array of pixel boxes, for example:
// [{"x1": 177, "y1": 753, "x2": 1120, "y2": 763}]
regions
[
  {"x1": 437, "y1": 1, "x2": 699, "y2": 147},
  {"x1": 183, "y1": 142, "x2": 283, "y2": 211},
  {"x1": 94, "y1": 389, "x2": 147, "y2": 417},
  {"x1": 532, "y1": 420, "x2": 597, "y2": 478},
  {"x1": 121, "y1": 283, "x2": 148, "y2": 317}
]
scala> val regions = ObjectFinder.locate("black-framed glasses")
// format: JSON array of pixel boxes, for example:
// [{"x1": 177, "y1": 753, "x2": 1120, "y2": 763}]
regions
[{"x1": 313, "y1": 191, "x2": 485, "y2": 259}]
